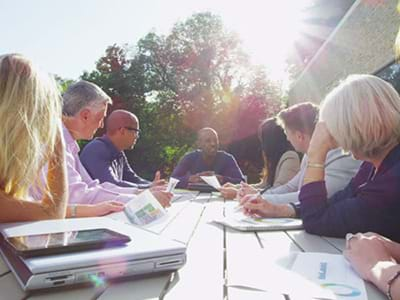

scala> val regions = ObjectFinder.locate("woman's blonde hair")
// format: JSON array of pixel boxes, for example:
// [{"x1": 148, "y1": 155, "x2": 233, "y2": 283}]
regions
[
  {"x1": 0, "y1": 54, "x2": 62, "y2": 198},
  {"x1": 320, "y1": 74, "x2": 400, "y2": 158}
]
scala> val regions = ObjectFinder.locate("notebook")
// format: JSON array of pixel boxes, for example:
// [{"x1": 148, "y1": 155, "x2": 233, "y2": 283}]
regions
[
  {"x1": 212, "y1": 214, "x2": 303, "y2": 231},
  {"x1": 0, "y1": 217, "x2": 186, "y2": 291}
]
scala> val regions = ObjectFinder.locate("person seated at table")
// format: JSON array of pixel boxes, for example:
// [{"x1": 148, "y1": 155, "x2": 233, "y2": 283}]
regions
[
  {"x1": 344, "y1": 233, "x2": 400, "y2": 300},
  {"x1": 60, "y1": 81, "x2": 172, "y2": 208},
  {"x1": 220, "y1": 117, "x2": 300, "y2": 198},
  {"x1": 80, "y1": 109, "x2": 165, "y2": 189},
  {"x1": 171, "y1": 127, "x2": 245, "y2": 188},
  {"x1": 221, "y1": 102, "x2": 360, "y2": 202},
  {"x1": 0, "y1": 54, "x2": 68, "y2": 222},
  {"x1": 241, "y1": 74, "x2": 400, "y2": 242}
]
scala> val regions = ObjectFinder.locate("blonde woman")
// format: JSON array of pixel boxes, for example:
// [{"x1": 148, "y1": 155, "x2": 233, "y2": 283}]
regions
[
  {"x1": 241, "y1": 74, "x2": 400, "y2": 242},
  {"x1": 0, "y1": 54, "x2": 124, "y2": 222},
  {"x1": 0, "y1": 54, "x2": 68, "y2": 222}
]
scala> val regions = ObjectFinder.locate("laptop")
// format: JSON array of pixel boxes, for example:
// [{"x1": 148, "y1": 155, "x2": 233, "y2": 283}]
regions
[{"x1": 0, "y1": 217, "x2": 186, "y2": 291}]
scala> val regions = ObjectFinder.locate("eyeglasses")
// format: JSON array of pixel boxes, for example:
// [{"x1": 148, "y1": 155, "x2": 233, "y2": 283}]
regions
[{"x1": 124, "y1": 127, "x2": 141, "y2": 137}]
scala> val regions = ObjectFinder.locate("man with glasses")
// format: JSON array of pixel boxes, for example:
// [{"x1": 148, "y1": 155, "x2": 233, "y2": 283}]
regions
[{"x1": 81, "y1": 109, "x2": 165, "y2": 189}]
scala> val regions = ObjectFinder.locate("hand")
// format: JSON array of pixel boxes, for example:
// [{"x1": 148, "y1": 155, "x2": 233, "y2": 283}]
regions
[
  {"x1": 90, "y1": 201, "x2": 125, "y2": 217},
  {"x1": 362, "y1": 232, "x2": 400, "y2": 262},
  {"x1": 344, "y1": 233, "x2": 397, "y2": 283},
  {"x1": 307, "y1": 122, "x2": 338, "y2": 161},
  {"x1": 237, "y1": 182, "x2": 258, "y2": 200},
  {"x1": 151, "y1": 171, "x2": 167, "y2": 187},
  {"x1": 241, "y1": 195, "x2": 282, "y2": 218},
  {"x1": 152, "y1": 190, "x2": 173, "y2": 208},
  {"x1": 222, "y1": 182, "x2": 237, "y2": 189},
  {"x1": 188, "y1": 174, "x2": 202, "y2": 183},
  {"x1": 219, "y1": 186, "x2": 238, "y2": 200},
  {"x1": 149, "y1": 185, "x2": 166, "y2": 193}
]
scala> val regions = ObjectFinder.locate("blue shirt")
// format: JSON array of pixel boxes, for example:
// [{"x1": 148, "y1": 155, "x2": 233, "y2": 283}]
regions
[
  {"x1": 298, "y1": 144, "x2": 400, "y2": 242},
  {"x1": 80, "y1": 136, "x2": 150, "y2": 188},
  {"x1": 171, "y1": 150, "x2": 245, "y2": 188}
]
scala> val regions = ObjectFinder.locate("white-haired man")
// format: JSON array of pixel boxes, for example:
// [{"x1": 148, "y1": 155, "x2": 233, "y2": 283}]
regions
[{"x1": 61, "y1": 81, "x2": 171, "y2": 211}]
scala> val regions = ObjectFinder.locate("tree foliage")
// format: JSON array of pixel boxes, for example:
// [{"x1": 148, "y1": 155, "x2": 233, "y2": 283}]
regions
[{"x1": 80, "y1": 12, "x2": 284, "y2": 181}]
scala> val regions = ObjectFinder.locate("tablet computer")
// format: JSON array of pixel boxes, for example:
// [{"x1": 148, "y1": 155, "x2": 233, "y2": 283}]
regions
[{"x1": 5, "y1": 228, "x2": 131, "y2": 257}]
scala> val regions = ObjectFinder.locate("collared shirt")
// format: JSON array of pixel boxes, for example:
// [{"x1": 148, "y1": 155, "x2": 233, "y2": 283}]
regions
[
  {"x1": 171, "y1": 150, "x2": 245, "y2": 188},
  {"x1": 299, "y1": 144, "x2": 400, "y2": 242},
  {"x1": 62, "y1": 125, "x2": 139, "y2": 204},
  {"x1": 80, "y1": 135, "x2": 150, "y2": 188}
]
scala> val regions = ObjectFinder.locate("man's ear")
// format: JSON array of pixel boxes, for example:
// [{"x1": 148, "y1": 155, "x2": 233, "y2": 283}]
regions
[
  {"x1": 79, "y1": 108, "x2": 91, "y2": 122},
  {"x1": 296, "y1": 130, "x2": 305, "y2": 141}
]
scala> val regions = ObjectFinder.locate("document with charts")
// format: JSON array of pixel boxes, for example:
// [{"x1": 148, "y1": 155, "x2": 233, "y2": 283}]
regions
[
  {"x1": 291, "y1": 252, "x2": 367, "y2": 300},
  {"x1": 124, "y1": 190, "x2": 167, "y2": 226}
]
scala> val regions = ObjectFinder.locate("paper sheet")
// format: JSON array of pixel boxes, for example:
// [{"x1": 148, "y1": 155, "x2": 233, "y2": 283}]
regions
[
  {"x1": 167, "y1": 177, "x2": 180, "y2": 193},
  {"x1": 291, "y1": 252, "x2": 367, "y2": 300},
  {"x1": 200, "y1": 175, "x2": 221, "y2": 189},
  {"x1": 227, "y1": 250, "x2": 335, "y2": 299},
  {"x1": 212, "y1": 210, "x2": 303, "y2": 231},
  {"x1": 124, "y1": 190, "x2": 166, "y2": 226}
]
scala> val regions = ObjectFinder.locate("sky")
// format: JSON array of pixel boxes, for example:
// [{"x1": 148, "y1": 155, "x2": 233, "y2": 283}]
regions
[{"x1": 0, "y1": 0, "x2": 311, "y2": 85}]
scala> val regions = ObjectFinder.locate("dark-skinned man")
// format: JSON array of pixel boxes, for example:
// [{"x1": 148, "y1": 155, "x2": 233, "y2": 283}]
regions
[{"x1": 171, "y1": 127, "x2": 245, "y2": 188}]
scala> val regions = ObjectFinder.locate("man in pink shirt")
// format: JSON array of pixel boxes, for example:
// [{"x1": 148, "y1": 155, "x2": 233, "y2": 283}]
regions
[{"x1": 61, "y1": 81, "x2": 172, "y2": 209}]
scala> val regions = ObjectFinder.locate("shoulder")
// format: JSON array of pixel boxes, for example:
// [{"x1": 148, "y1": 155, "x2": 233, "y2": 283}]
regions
[
  {"x1": 180, "y1": 150, "x2": 200, "y2": 161},
  {"x1": 217, "y1": 150, "x2": 235, "y2": 159},
  {"x1": 325, "y1": 148, "x2": 361, "y2": 169},
  {"x1": 279, "y1": 150, "x2": 299, "y2": 162},
  {"x1": 81, "y1": 138, "x2": 110, "y2": 157}
]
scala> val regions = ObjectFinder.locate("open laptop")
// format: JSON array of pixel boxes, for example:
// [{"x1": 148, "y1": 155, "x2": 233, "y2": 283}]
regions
[{"x1": 0, "y1": 217, "x2": 186, "y2": 291}]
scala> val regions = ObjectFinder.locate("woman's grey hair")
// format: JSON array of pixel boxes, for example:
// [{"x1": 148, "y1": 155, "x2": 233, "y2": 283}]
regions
[
  {"x1": 320, "y1": 74, "x2": 400, "y2": 158},
  {"x1": 62, "y1": 80, "x2": 112, "y2": 116}
]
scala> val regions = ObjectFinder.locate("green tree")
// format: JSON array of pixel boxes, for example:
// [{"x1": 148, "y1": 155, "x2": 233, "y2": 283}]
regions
[{"x1": 80, "y1": 12, "x2": 284, "y2": 180}]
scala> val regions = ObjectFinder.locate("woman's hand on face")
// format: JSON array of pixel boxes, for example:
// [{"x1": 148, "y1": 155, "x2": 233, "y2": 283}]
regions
[{"x1": 308, "y1": 122, "x2": 338, "y2": 159}]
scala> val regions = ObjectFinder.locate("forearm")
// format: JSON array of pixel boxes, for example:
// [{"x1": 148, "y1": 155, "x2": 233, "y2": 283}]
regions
[
  {"x1": 276, "y1": 204, "x2": 296, "y2": 218},
  {"x1": 0, "y1": 193, "x2": 64, "y2": 222},
  {"x1": 369, "y1": 262, "x2": 400, "y2": 299},
  {"x1": 302, "y1": 149, "x2": 327, "y2": 185},
  {"x1": 66, "y1": 204, "x2": 98, "y2": 218}
]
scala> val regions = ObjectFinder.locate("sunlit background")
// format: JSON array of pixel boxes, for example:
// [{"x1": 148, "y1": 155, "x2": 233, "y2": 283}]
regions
[{"x1": 0, "y1": 0, "x2": 312, "y2": 86}]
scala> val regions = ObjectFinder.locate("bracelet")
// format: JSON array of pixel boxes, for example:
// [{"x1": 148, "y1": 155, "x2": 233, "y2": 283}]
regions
[
  {"x1": 387, "y1": 269, "x2": 400, "y2": 300},
  {"x1": 303, "y1": 177, "x2": 320, "y2": 184},
  {"x1": 307, "y1": 162, "x2": 325, "y2": 169},
  {"x1": 70, "y1": 204, "x2": 77, "y2": 218}
]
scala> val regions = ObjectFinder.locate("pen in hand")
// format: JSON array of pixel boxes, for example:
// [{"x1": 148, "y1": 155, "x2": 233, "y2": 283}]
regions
[{"x1": 233, "y1": 193, "x2": 260, "y2": 212}]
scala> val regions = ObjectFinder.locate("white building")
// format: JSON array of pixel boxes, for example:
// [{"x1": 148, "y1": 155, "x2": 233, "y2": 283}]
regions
[{"x1": 288, "y1": 0, "x2": 399, "y2": 105}]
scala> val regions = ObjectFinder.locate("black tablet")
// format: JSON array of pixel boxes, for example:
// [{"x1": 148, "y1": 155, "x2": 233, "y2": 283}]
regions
[{"x1": 5, "y1": 228, "x2": 131, "y2": 258}]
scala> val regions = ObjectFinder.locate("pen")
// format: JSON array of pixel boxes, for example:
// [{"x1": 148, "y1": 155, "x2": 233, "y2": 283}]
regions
[{"x1": 233, "y1": 193, "x2": 260, "y2": 212}]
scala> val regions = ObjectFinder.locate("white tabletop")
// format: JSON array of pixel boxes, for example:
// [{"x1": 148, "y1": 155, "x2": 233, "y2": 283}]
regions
[{"x1": 0, "y1": 193, "x2": 386, "y2": 300}]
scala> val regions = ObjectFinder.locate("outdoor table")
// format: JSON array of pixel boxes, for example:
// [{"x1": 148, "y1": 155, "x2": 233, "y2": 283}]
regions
[{"x1": 0, "y1": 192, "x2": 386, "y2": 300}]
